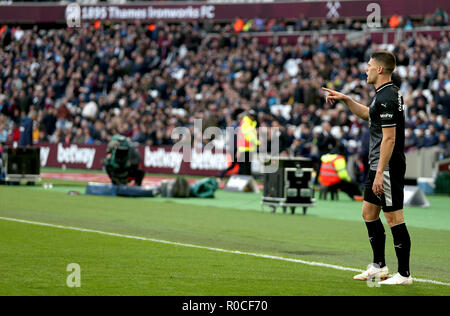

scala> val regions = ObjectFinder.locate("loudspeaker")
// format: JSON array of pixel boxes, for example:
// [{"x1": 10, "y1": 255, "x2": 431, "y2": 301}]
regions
[
  {"x1": 262, "y1": 157, "x2": 314, "y2": 204},
  {"x1": 3, "y1": 147, "x2": 40, "y2": 182},
  {"x1": 404, "y1": 185, "x2": 430, "y2": 208},
  {"x1": 261, "y1": 157, "x2": 315, "y2": 215},
  {"x1": 224, "y1": 175, "x2": 259, "y2": 193}
]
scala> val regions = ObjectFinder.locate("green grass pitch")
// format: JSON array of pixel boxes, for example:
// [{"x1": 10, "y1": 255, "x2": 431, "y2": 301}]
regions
[{"x1": 0, "y1": 176, "x2": 449, "y2": 296}]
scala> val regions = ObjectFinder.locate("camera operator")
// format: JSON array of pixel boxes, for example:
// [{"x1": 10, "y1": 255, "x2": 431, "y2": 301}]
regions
[{"x1": 103, "y1": 135, "x2": 145, "y2": 186}]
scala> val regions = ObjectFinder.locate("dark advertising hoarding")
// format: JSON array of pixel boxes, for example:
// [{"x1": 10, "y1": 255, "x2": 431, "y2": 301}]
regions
[
  {"x1": 36, "y1": 143, "x2": 227, "y2": 177},
  {"x1": 0, "y1": 1, "x2": 448, "y2": 23}
]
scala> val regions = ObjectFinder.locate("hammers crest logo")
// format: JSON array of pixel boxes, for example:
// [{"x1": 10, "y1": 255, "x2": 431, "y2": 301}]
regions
[{"x1": 326, "y1": 1, "x2": 341, "y2": 18}]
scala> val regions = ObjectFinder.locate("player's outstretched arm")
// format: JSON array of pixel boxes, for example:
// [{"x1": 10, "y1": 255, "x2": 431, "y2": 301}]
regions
[{"x1": 322, "y1": 88, "x2": 369, "y2": 121}]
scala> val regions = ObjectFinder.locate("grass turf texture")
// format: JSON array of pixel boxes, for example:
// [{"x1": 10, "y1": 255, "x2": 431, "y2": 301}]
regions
[{"x1": 0, "y1": 179, "x2": 449, "y2": 295}]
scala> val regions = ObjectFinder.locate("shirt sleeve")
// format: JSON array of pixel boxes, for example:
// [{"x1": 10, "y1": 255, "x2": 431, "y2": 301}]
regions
[
  {"x1": 334, "y1": 157, "x2": 351, "y2": 182},
  {"x1": 378, "y1": 97, "x2": 397, "y2": 128}
]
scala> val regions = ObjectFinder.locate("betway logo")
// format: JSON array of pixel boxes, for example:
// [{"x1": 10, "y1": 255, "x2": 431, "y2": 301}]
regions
[
  {"x1": 380, "y1": 113, "x2": 393, "y2": 119},
  {"x1": 144, "y1": 147, "x2": 184, "y2": 174},
  {"x1": 144, "y1": 147, "x2": 227, "y2": 173},
  {"x1": 57, "y1": 144, "x2": 96, "y2": 169},
  {"x1": 190, "y1": 149, "x2": 227, "y2": 170}
]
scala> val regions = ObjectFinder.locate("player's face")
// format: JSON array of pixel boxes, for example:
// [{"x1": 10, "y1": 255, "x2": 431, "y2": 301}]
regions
[{"x1": 366, "y1": 58, "x2": 379, "y2": 84}]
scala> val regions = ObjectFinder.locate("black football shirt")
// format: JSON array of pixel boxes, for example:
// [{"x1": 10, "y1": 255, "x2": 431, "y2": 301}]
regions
[{"x1": 368, "y1": 81, "x2": 406, "y2": 171}]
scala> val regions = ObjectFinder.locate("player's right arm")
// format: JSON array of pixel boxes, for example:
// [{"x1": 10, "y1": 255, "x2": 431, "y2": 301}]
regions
[{"x1": 322, "y1": 88, "x2": 369, "y2": 121}]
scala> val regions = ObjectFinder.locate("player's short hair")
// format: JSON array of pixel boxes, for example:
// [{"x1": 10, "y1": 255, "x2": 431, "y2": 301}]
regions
[{"x1": 371, "y1": 51, "x2": 396, "y2": 74}]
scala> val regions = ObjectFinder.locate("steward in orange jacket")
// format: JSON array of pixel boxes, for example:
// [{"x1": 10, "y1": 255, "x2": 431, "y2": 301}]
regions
[{"x1": 319, "y1": 152, "x2": 362, "y2": 201}]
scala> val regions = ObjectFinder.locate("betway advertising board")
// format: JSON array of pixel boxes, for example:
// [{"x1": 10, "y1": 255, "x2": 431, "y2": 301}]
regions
[{"x1": 36, "y1": 143, "x2": 227, "y2": 177}]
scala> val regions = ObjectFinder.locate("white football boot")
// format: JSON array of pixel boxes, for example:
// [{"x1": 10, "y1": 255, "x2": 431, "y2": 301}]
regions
[
  {"x1": 379, "y1": 273, "x2": 413, "y2": 285},
  {"x1": 353, "y1": 264, "x2": 389, "y2": 281}
]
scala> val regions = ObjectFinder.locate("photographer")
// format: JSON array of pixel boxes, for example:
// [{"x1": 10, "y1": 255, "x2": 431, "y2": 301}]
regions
[{"x1": 103, "y1": 135, "x2": 145, "y2": 186}]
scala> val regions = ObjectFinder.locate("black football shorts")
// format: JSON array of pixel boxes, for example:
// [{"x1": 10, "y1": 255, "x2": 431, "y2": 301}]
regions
[{"x1": 364, "y1": 167, "x2": 405, "y2": 212}]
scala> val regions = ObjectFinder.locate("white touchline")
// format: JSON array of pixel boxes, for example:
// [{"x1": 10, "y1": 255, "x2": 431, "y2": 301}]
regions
[{"x1": 1, "y1": 216, "x2": 449, "y2": 287}]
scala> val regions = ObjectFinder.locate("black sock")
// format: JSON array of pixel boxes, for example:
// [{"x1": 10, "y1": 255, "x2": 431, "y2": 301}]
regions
[
  {"x1": 390, "y1": 223, "x2": 411, "y2": 277},
  {"x1": 365, "y1": 218, "x2": 386, "y2": 268}
]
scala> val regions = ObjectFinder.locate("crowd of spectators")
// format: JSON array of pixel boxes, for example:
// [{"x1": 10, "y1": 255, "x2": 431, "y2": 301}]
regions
[
  {"x1": 0, "y1": 17, "x2": 449, "y2": 169},
  {"x1": 229, "y1": 8, "x2": 448, "y2": 33}
]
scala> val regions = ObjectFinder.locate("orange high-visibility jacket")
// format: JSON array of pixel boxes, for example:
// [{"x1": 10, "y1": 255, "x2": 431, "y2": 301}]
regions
[{"x1": 319, "y1": 154, "x2": 351, "y2": 186}]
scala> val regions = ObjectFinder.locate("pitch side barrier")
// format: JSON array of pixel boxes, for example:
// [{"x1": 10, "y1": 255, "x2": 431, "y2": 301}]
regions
[
  {"x1": 0, "y1": 0, "x2": 449, "y2": 23},
  {"x1": 5, "y1": 142, "x2": 443, "y2": 180},
  {"x1": 35, "y1": 142, "x2": 228, "y2": 177}
]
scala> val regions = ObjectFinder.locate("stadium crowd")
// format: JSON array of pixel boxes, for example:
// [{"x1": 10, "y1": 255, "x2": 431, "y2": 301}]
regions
[{"x1": 0, "y1": 16, "x2": 449, "y2": 166}]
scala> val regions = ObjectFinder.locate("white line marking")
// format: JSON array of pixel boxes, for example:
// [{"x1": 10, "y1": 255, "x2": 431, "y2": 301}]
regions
[{"x1": 1, "y1": 216, "x2": 449, "y2": 287}]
